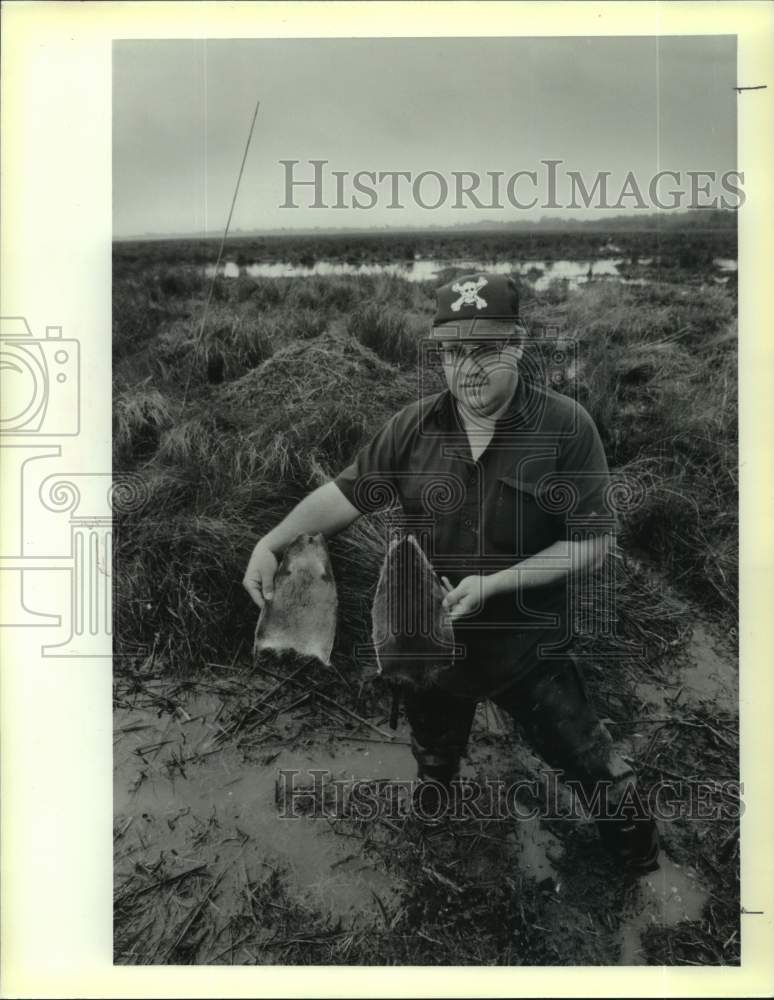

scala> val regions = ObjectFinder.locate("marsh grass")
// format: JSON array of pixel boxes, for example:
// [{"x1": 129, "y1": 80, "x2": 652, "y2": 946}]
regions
[
  {"x1": 113, "y1": 258, "x2": 738, "y2": 669},
  {"x1": 113, "y1": 243, "x2": 738, "y2": 967},
  {"x1": 346, "y1": 303, "x2": 424, "y2": 367},
  {"x1": 114, "y1": 323, "x2": 419, "y2": 667},
  {"x1": 218, "y1": 331, "x2": 417, "y2": 481},
  {"x1": 113, "y1": 385, "x2": 177, "y2": 466},
  {"x1": 520, "y1": 280, "x2": 737, "y2": 617}
]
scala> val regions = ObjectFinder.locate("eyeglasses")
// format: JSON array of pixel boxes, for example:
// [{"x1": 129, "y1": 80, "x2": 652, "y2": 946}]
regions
[{"x1": 434, "y1": 339, "x2": 520, "y2": 364}]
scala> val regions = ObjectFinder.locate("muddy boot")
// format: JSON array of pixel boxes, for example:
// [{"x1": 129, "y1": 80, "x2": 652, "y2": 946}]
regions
[
  {"x1": 597, "y1": 816, "x2": 660, "y2": 875},
  {"x1": 411, "y1": 763, "x2": 458, "y2": 825}
]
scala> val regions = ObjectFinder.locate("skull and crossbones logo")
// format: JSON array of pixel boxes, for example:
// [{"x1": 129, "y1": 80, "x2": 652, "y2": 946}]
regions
[{"x1": 450, "y1": 276, "x2": 488, "y2": 312}]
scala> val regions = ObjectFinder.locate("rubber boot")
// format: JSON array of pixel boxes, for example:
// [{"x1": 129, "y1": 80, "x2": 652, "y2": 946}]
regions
[
  {"x1": 597, "y1": 815, "x2": 661, "y2": 875},
  {"x1": 412, "y1": 762, "x2": 458, "y2": 825}
]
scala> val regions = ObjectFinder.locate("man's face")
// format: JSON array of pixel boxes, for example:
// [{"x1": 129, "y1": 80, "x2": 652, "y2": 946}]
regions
[{"x1": 433, "y1": 318, "x2": 524, "y2": 418}]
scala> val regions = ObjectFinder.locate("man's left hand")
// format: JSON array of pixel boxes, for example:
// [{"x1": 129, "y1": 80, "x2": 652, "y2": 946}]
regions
[{"x1": 441, "y1": 574, "x2": 490, "y2": 620}]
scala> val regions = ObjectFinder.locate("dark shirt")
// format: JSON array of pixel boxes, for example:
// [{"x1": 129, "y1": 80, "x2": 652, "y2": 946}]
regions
[{"x1": 334, "y1": 376, "x2": 613, "y2": 694}]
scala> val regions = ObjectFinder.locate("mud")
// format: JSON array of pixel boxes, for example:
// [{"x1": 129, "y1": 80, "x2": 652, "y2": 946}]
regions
[
  {"x1": 634, "y1": 619, "x2": 736, "y2": 718},
  {"x1": 115, "y1": 693, "x2": 411, "y2": 927},
  {"x1": 619, "y1": 856, "x2": 708, "y2": 965},
  {"x1": 115, "y1": 600, "x2": 738, "y2": 965}
]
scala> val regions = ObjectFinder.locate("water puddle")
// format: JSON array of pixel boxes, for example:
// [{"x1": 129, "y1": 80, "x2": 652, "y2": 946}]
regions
[
  {"x1": 618, "y1": 854, "x2": 708, "y2": 964},
  {"x1": 114, "y1": 690, "x2": 412, "y2": 927},
  {"x1": 679, "y1": 622, "x2": 737, "y2": 712},
  {"x1": 514, "y1": 815, "x2": 562, "y2": 882},
  {"x1": 632, "y1": 619, "x2": 736, "y2": 717}
]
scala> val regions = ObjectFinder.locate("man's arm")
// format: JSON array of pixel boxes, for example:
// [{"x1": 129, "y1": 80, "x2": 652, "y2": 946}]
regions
[
  {"x1": 443, "y1": 535, "x2": 612, "y2": 619},
  {"x1": 243, "y1": 482, "x2": 361, "y2": 608},
  {"x1": 244, "y1": 401, "x2": 406, "y2": 608},
  {"x1": 485, "y1": 534, "x2": 611, "y2": 598},
  {"x1": 446, "y1": 400, "x2": 613, "y2": 619}
]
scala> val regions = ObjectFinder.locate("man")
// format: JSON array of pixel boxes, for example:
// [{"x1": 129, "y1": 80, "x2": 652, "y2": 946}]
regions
[{"x1": 243, "y1": 272, "x2": 659, "y2": 874}]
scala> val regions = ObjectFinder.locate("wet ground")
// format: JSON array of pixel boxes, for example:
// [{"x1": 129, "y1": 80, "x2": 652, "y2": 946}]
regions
[{"x1": 114, "y1": 603, "x2": 737, "y2": 965}]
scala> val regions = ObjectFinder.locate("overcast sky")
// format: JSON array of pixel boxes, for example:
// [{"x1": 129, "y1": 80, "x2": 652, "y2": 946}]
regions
[{"x1": 113, "y1": 35, "x2": 736, "y2": 237}]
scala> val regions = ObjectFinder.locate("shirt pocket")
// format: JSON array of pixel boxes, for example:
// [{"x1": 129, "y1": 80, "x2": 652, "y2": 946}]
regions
[
  {"x1": 490, "y1": 475, "x2": 558, "y2": 558},
  {"x1": 399, "y1": 476, "x2": 434, "y2": 519},
  {"x1": 399, "y1": 473, "x2": 466, "y2": 517}
]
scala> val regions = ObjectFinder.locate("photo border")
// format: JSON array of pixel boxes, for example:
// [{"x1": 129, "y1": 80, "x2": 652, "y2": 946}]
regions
[{"x1": 1, "y1": 2, "x2": 772, "y2": 997}]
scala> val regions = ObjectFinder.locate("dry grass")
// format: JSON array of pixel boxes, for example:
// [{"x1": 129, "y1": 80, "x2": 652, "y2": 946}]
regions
[
  {"x1": 113, "y1": 385, "x2": 177, "y2": 466},
  {"x1": 219, "y1": 331, "x2": 417, "y2": 482},
  {"x1": 346, "y1": 303, "x2": 425, "y2": 367},
  {"x1": 114, "y1": 329, "x2": 417, "y2": 668}
]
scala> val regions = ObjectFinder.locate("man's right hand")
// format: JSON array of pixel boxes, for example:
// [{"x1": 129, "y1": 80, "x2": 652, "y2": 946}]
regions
[
  {"x1": 240, "y1": 482, "x2": 362, "y2": 609},
  {"x1": 242, "y1": 541, "x2": 279, "y2": 609}
]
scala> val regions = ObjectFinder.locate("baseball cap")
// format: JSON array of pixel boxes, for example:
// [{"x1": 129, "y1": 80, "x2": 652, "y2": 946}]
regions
[{"x1": 432, "y1": 272, "x2": 520, "y2": 331}]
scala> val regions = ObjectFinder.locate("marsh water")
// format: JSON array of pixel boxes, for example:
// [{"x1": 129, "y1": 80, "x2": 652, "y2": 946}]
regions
[{"x1": 205, "y1": 256, "x2": 736, "y2": 290}]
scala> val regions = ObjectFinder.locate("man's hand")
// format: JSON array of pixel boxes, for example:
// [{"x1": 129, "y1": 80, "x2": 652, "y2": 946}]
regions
[
  {"x1": 243, "y1": 541, "x2": 278, "y2": 609},
  {"x1": 441, "y1": 574, "x2": 489, "y2": 621},
  {"x1": 240, "y1": 482, "x2": 362, "y2": 610}
]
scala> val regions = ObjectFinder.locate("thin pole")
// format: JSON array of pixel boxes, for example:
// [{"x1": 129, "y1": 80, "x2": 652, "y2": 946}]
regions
[{"x1": 182, "y1": 96, "x2": 261, "y2": 404}]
